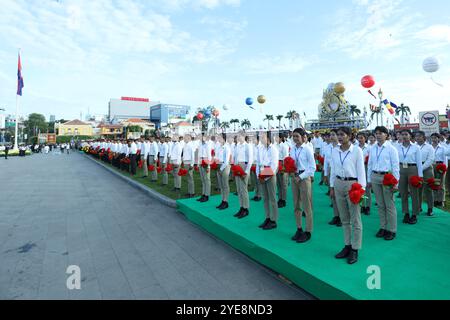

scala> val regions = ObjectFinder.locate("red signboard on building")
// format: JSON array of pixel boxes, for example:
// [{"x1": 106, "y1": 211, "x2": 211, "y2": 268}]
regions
[
  {"x1": 394, "y1": 121, "x2": 448, "y2": 131},
  {"x1": 121, "y1": 97, "x2": 150, "y2": 102}
]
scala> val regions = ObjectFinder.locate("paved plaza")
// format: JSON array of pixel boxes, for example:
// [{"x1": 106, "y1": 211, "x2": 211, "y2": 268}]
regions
[{"x1": 0, "y1": 152, "x2": 312, "y2": 300}]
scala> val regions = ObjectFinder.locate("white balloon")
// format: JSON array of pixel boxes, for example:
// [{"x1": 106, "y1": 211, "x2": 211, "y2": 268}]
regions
[{"x1": 423, "y1": 57, "x2": 440, "y2": 73}]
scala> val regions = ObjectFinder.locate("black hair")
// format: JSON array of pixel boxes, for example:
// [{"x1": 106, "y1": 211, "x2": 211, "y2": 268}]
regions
[
  {"x1": 357, "y1": 132, "x2": 367, "y2": 140},
  {"x1": 374, "y1": 126, "x2": 389, "y2": 135},
  {"x1": 400, "y1": 129, "x2": 412, "y2": 136},
  {"x1": 415, "y1": 131, "x2": 426, "y2": 139},
  {"x1": 337, "y1": 127, "x2": 352, "y2": 136},
  {"x1": 431, "y1": 133, "x2": 441, "y2": 139},
  {"x1": 221, "y1": 133, "x2": 226, "y2": 141},
  {"x1": 330, "y1": 129, "x2": 338, "y2": 135},
  {"x1": 293, "y1": 128, "x2": 307, "y2": 136}
]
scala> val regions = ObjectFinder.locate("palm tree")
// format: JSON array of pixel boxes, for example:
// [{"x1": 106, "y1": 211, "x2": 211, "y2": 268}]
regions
[
  {"x1": 220, "y1": 121, "x2": 230, "y2": 133},
  {"x1": 264, "y1": 115, "x2": 274, "y2": 130},
  {"x1": 230, "y1": 119, "x2": 240, "y2": 132},
  {"x1": 285, "y1": 110, "x2": 298, "y2": 130},
  {"x1": 395, "y1": 103, "x2": 411, "y2": 125},
  {"x1": 241, "y1": 119, "x2": 251, "y2": 132},
  {"x1": 276, "y1": 115, "x2": 284, "y2": 130},
  {"x1": 349, "y1": 105, "x2": 361, "y2": 119},
  {"x1": 370, "y1": 108, "x2": 381, "y2": 126}
]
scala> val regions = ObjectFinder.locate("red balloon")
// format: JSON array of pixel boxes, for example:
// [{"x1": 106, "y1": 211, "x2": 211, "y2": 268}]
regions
[
  {"x1": 197, "y1": 113, "x2": 204, "y2": 120},
  {"x1": 361, "y1": 75, "x2": 375, "y2": 89}
]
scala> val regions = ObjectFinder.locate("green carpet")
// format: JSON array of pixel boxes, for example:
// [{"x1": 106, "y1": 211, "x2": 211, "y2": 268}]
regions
[{"x1": 177, "y1": 174, "x2": 450, "y2": 300}]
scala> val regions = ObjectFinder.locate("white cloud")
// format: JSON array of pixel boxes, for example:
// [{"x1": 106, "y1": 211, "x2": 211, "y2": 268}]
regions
[
  {"x1": 242, "y1": 54, "x2": 317, "y2": 75},
  {"x1": 416, "y1": 24, "x2": 450, "y2": 46}
]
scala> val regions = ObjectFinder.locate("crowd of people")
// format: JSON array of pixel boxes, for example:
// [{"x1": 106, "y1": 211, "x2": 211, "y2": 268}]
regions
[{"x1": 81, "y1": 126, "x2": 450, "y2": 265}]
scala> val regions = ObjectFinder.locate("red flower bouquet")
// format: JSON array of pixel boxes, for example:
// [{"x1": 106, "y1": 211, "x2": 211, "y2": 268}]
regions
[
  {"x1": 137, "y1": 150, "x2": 141, "y2": 156},
  {"x1": 250, "y1": 164, "x2": 257, "y2": 173},
  {"x1": 259, "y1": 167, "x2": 275, "y2": 181},
  {"x1": 427, "y1": 178, "x2": 442, "y2": 191},
  {"x1": 317, "y1": 155, "x2": 325, "y2": 165},
  {"x1": 210, "y1": 161, "x2": 218, "y2": 171},
  {"x1": 409, "y1": 176, "x2": 424, "y2": 188},
  {"x1": 278, "y1": 161, "x2": 284, "y2": 174},
  {"x1": 284, "y1": 157, "x2": 297, "y2": 174},
  {"x1": 348, "y1": 183, "x2": 366, "y2": 205},
  {"x1": 211, "y1": 149, "x2": 215, "y2": 157},
  {"x1": 148, "y1": 165, "x2": 156, "y2": 172},
  {"x1": 108, "y1": 153, "x2": 114, "y2": 161},
  {"x1": 436, "y1": 163, "x2": 448, "y2": 175},
  {"x1": 194, "y1": 165, "x2": 199, "y2": 172},
  {"x1": 231, "y1": 165, "x2": 246, "y2": 177},
  {"x1": 123, "y1": 158, "x2": 131, "y2": 165},
  {"x1": 156, "y1": 166, "x2": 163, "y2": 174},
  {"x1": 165, "y1": 164, "x2": 174, "y2": 173},
  {"x1": 364, "y1": 155, "x2": 369, "y2": 165},
  {"x1": 383, "y1": 173, "x2": 398, "y2": 191},
  {"x1": 201, "y1": 160, "x2": 209, "y2": 168},
  {"x1": 178, "y1": 168, "x2": 188, "y2": 177}
]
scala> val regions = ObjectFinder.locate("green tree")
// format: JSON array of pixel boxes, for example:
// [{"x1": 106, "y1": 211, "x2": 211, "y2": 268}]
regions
[
  {"x1": 276, "y1": 115, "x2": 284, "y2": 129},
  {"x1": 285, "y1": 110, "x2": 298, "y2": 129},
  {"x1": 241, "y1": 119, "x2": 251, "y2": 131},
  {"x1": 395, "y1": 103, "x2": 411, "y2": 125},
  {"x1": 263, "y1": 114, "x2": 274, "y2": 130},
  {"x1": 349, "y1": 105, "x2": 361, "y2": 119},
  {"x1": 230, "y1": 119, "x2": 240, "y2": 132},
  {"x1": 127, "y1": 125, "x2": 143, "y2": 133},
  {"x1": 24, "y1": 113, "x2": 47, "y2": 139},
  {"x1": 220, "y1": 121, "x2": 230, "y2": 133}
]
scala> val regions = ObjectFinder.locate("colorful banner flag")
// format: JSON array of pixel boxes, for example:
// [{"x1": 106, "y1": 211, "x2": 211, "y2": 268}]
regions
[
  {"x1": 383, "y1": 100, "x2": 395, "y2": 115},
  {"x1": 17, "y1": 53, "x2": 24, "y2": 96}
]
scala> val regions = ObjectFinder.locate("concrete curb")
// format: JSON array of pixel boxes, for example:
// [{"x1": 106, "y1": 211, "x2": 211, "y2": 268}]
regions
[{"x1": 81, "y1": 153, "x2": 177, "y2": 209}]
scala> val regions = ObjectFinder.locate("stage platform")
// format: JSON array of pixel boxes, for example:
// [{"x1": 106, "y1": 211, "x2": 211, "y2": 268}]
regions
[{"x1": 177, "y1": 176, "x2": 450, "y2": 300}]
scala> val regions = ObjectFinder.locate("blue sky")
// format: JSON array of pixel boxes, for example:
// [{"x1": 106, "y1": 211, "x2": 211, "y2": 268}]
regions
[{"x1": 1, "y1": 0, "x2": 450, "y2": 127}]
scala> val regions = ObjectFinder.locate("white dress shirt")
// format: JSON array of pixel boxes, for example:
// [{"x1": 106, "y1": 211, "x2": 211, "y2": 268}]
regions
[
  {"x1": 215, "y1": 143, "x2": 224, "y2": 164},
  {"x1": 220, "y1": 143, "x2": 232, "y2": 171},
  {"x1": 324, "y1": 143, "x2": 339, "y2": 177},
  {"x1": 367, "y1": 142, "x2": 400, "y2": 183},
  {"x1": 434, "y1": 144, "x2": 447, "y2": 163},
  {"x1": 278, "y1": 142, "x2": 290, "y2": 161},
  {"x1": 149, "y1": 142, "x2": 159, "y2": 160},
  {"x1": 183, "y1": 141, "x2": 196, "y2": 164},
  {"x1": 257, "y1": 144, "x2": 279, "y2": 176},
  {"x1": 330, "y1": 144, "x2": 366, "y2": 189},
  {"x1": 289, "y1": 143, "x2": 316, "y2": 180},
  {"x1": 234, "y1": 142, "x2": 254, "y2": 174},
  {"x1": 418, "y1": 142, "x2": 435, "y2": 170},
  {"x1": 159, "y1": 142, "x2": 169, "y2": 164},
  {"x1": 198, "y1": 142, "x2": 212, "y2": 164},
  {"x1": 170, "y1": 142, "x2": 182, "y2": 165},
  {"x1": 129, "y1": 142, "x2": 137, "y2": 155},
  {"x1": 396, "y1": 142, "x2": 423, "y2": 177},
  {"x1": 311, "y1": 137, "x2": 323, "y2": 150}
]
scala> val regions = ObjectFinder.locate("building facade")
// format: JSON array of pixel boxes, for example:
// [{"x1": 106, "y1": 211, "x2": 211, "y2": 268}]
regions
[
  {"x1": 150, "y1": 103, "x2": 191, "y2": 129},
  {"x1": 56, "y1": 120, "x2": 94, "y2": 136},
  {"x1": 109, "y1": 97, "x2": 155, "y2": 122}
]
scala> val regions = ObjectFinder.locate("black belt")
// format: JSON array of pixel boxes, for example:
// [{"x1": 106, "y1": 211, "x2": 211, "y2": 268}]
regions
[
  {"x1": 298, "y1": 170, "x2": 305, "y2": 174},
  {"x1": 436, "y1": 161, "x2": 444, "y2": 164},
  {"x1": 400, "y1": 163, "x2": 416, "y2": 167},
  {"x1": 337, "y1": 176, "x2": 357, "y2": 181},
  {"x1": 373, "y1": 171, "x2": 389, "y2": 175}
]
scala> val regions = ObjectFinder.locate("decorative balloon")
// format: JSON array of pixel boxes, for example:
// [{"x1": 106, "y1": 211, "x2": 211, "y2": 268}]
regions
[
  {"x1": 197, "y1": 113, "x2": 204, "y2": 120},
  {"x1": 212, "y1": 109, "x2": 220, "y2": 117},
  {"x1": 245, "y1": 98, "x2": 254, "y2": 106},
  {"x1": 334, "y1": 82, "x2": 345, "y2": 95},
  {"x1": 361, "y1": 75, "x2": 376, "y2": 99},
  {"x1": 205, "y1": 110, "x2": 212, "y2": 117},
  {"x1": 257, "y1": 95, "x2": 266, "y2": 104},
  {"x1": 423, "y1": 57, "x2": 443, "y2": 87}
]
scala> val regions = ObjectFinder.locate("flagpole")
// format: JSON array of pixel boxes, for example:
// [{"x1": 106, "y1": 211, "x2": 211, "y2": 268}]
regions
[{"x1": 14, "y1": 86, "x2": 19, "y2": 150}]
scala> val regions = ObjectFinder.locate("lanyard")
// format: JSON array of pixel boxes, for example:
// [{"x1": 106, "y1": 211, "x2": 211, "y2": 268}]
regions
[
  {"x1": 339, "y1": 150, "x2": 351, "y2": 167},
  {"x1": 376, "y1": 145, "x2": 385, "y2": 162},
  {"x1": 294, "y1": 146, "x2": 303, "y2": 166},
  {"x1": 402, "y1": 145, "x2": 411, "y2": 161}
]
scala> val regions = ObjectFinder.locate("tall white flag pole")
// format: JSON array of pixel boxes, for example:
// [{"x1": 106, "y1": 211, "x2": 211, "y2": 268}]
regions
[{"x1": 14, "y1": 48, "x2": 21, "y2": 151}]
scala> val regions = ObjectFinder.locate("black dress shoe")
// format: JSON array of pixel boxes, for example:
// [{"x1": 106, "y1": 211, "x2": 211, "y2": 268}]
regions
[
  {"x1": 234, "y1": 208, "x2": 244, "y2": 217},
  {"x1": 347, "y1": 250, "x2": 358, "y2": 265},
  {"x1": 254, "y1": 197, "x2": 262, "y2": 202},
  {"x1": 365, "y1": 207, "x2": 371, "y2": 215},
  {"x1": 281, "y1": 200, "x2": 287, "y2": 208},
  {"x1": 319, "y1": 181, "x2": 324, "y2": 186},
  {"x1": 384, "y1": 231, "x2": 396, "y2": 241},
  {"x1": 219, "y1": 202, "x2": 229, "y2": 210},
  {"x1": 335, "y1": 245, "x2": 351, "y2": 259},
  {"x1": 403, "y1": 214, "x2": 411, "y2": 224},
  {"x1": 238, "y1": 209, "x2": 249, "y2": 219},
  {"x1": 336, "y1": 217, "x2": 342, "y2": 227},
  {"x1": 427, "y1": 209, "x2": 434, "y2": 216},
  {"x1": 297, "y1": 232, "x2": 311, "y2": 243},
  {"x1": 291, "y1": 229, "x2": 303, "y2": 241},
  {"x1": 234, "y1": 192, "x2": 238, "y2": 196},
  {"x1": 277, "y1": 200, "x2": 282, "y2": 208},
  {"x1": 216, "y1": 202, "x2": 225, "y2": 209},
  {"x1": 409, "y1": 215, "x2": 417, "y2": 225},
  {"x1": 376, "y1": 229, "x2": 386, "y2": 238},
  {"x1": 200, "y1": 196, "x2": 209, "y2": 203},
  {"x1": 197, "y1": 195, "x2": 205, "y2": 202},
  {"x1": 329, "y1": 216, "x2": 339, "y2": 225},
  {"x1": 259, "y1": 218, "x2": 270, "y2": 228},
  {"x1": 302, "y1": 211, "x2": 306, "y2": 217},
  {"x1": 263, "y1": 220, "x2": 277, "y2": 230}
]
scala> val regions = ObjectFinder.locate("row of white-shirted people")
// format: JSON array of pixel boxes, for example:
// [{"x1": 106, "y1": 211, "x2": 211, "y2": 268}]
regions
[{"x1": 83, "y1": 126, "x2": 448, "y2": 265}]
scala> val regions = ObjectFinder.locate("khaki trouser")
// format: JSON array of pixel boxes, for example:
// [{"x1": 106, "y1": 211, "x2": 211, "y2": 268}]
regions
[
  {"x1": 363, "y1": 164, "x2": 372, "y2": 208},
  {"x1": 261, "y1": 176, "x2": 279, "y2": 222},
  {"x1": 434, "y1": 165, "x2": 446, "y2": 203},
  {"x1": 335, "y1": 179, "x2": 363, "y2": 250},
  {"x1": 419, "y1": 167, "x2": 434, "y2": 210},
  {"x1": 276, "y1": 168, "x2": 289, "y2": 201},
  {"x1": 236, "y1": 164, "x2": 250, "y2": 209},
  {"x1": 332, "y1": 194, "x2": 340, "y2": 217},
  {"x1": 218, "y1": 165, "x2": 231, "y2": 202},
  {"x1": 292, "y1": 177, "x2": 313, "y2": 232},
  {"x1": 250, "y1": 170, "x2": 262, "y2": 197},
  {"x1": 184, "y1": 161, "x2": 195, "y2": 195},
  {"x1": 160, "y1": 157, "x2": 168, "y2": 185},
  {"x1": 399, "y1": 165, "x2": 420, "y2": 216},
  {"x1": 148, "y1": 156, "x2": 158, "y2": 181},
  {"x1": 216, "y1": 169, "x2": 222, "y2": 191},
  {"x1": 199, "y1": 164, "x2": 211, "y2": 196},
  {"x1": 141, "y1": 155, "x2": 148, "y2": 177},
  {"x1": 172, "y1": 164, "x2": 181, "y2": 189},
  {"x1": 371, "y1": 173, "x2": 397, "y2": 233}
]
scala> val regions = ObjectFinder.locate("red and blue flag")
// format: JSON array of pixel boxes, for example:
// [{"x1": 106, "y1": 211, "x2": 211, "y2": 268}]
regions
[{"x1": 17, "y1": 53, "x2": 24, "y2": 96}]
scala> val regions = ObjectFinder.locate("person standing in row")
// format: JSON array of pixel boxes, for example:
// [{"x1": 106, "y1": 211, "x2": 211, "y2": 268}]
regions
[
  {"x1": 234, "y1": 131, "x2": 254, "y2": 219},
  {"x1": 431, "y1": 133, "x2": 448, "y2": 208},
  {"x1": 170, "y1": 135, "x2": 182, "y2": 192},
  {"x1": 324, "y1": 129, "x2": 342, "y2": 226},
  {"x1": 251, "y1": 136, "x2": 263, "y2": 202},
  {"x1": 129, "y1": 139, "x2": 138, "y2": 176},
  {"x1": 148, "y1": 137, "x2": 159, "y2": 182},
  {"x1": 330, "y1": 127, "x2": 366, "y2": 265},
  {"x1": 416, "y1": 131, "x2": 435, "y2": 216},
  {"x1": 257, "y1": 132, "x2": 279, "y2": 230},
  {"x1": 290, "y1": 128, "x2": 316, "y2": 244},
  {"x1": 160, "y1": 137, "x2": 170, "y2": 186},
  {"x1": 140, "y1": 138, "x2": 149, "y2": 178},
  {"x1": 216, "y1": 134, "x2": 232, "y2": 210},
  {"x1": 357, "y1": 132, "x2": 371, "y2": 215},
  {"x1": 197, "y1": 134, "x2": 212, "y2": 203},
  {"x1": 183, "y1": 134, "x2": 196, "y2": 198},
  {"x1": 367, "y1": 126, "x2": 400, "y2": 241},
  {"x1": 276, "y1": 133, "x2": 290, "y2": 208},
  {"x1": 396, "y1": 129, "x2": 423, "y2": 225}
]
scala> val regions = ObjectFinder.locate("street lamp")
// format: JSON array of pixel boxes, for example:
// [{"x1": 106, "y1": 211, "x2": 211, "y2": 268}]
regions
[{"x1": 378, "y1": 88, "x2": 384, "y2": 126}]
